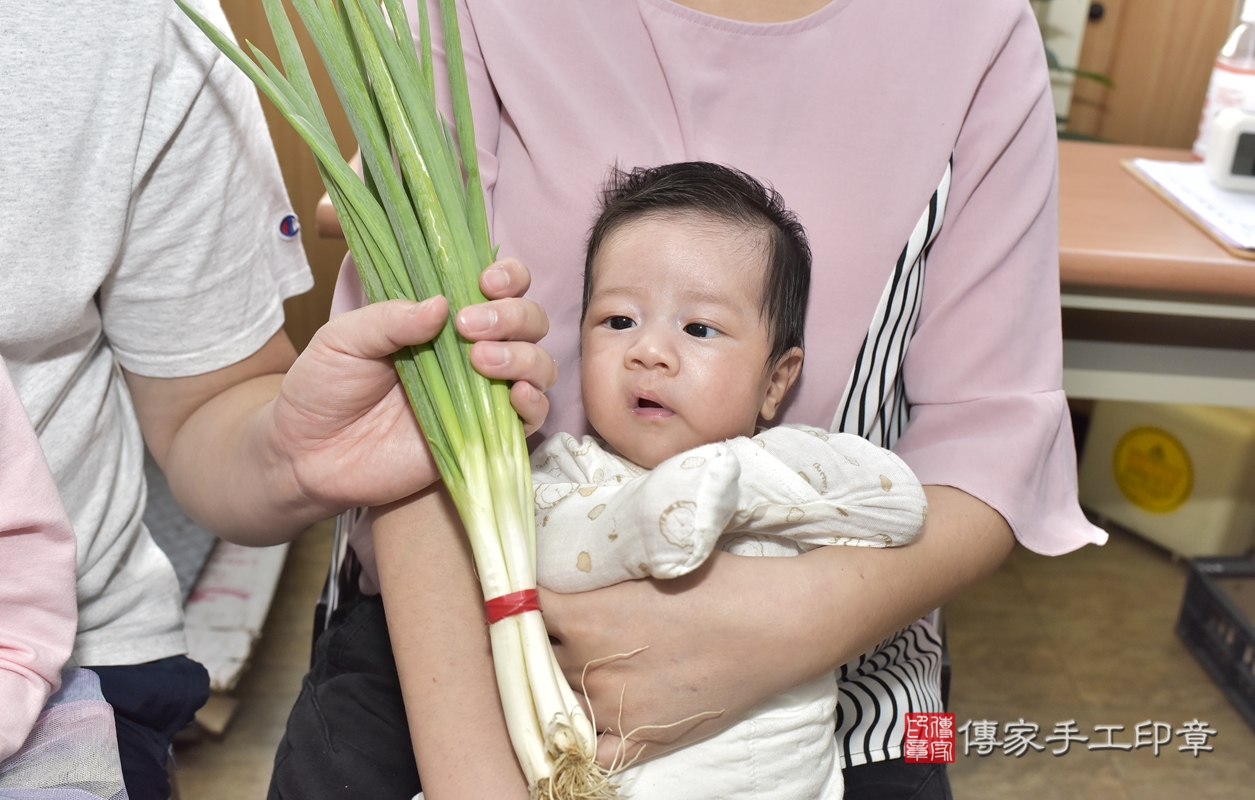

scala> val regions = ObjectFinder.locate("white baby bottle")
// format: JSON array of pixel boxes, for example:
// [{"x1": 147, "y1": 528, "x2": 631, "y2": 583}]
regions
[{"x1": 1192, "y1": 0, "x2": 1255, "y2": 160}]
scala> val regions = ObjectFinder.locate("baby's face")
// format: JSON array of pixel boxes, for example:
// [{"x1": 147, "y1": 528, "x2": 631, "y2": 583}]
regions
[{"x1": 581, "y1": 213, "x2": 792, "y2": 469}]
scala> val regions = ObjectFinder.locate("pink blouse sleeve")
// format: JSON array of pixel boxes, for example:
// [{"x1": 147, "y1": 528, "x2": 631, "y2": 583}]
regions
[
  {"x1": 0, "y1": 358, "x2": 77, "y2": 761},
  {"x1": 892, "y1": 3, "x2": 1105, "y2": 555}
]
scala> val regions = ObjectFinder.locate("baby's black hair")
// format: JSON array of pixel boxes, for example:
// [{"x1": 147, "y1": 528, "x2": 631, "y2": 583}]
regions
[{"x1": 582, "y1": 162, "x2": 811, "y2": 365}]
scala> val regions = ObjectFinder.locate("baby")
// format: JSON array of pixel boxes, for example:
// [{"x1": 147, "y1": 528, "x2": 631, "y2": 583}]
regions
[{"x1": 530, "y1": 162, "x2": 929, "y2": 800}]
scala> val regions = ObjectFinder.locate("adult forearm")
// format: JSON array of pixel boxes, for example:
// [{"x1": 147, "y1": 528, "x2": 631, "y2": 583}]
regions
[
  {"x1": 150, "y1": 304, "x2": 454, "y2": 544},
  {"x1": 133, "y1": 271, "x2": 555, "y2": 547},
  {"x1": 788, "y1": 484, "x2": 1014, "y2": 679},
  {"x1": 725, "y1": 483, "x2": 1015, "y2": 691},
  {"x1": 544, "y1": 484, "x2": 1014, "y2": 762},
  {"x1": 373, "y1": 488, "x2": 529, "y2": 800},
  {"x1": 120, "y1": 329, "x2": 313, "y2": 545},
  {"x1": 163, "y1": 372, "x2": 330, "y2": 545}
]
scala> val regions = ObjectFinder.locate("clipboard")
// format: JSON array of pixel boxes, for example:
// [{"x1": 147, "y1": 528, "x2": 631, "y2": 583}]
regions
[{"x1": 1121, "y1": 158, "x2": 1255, "y2": 262}]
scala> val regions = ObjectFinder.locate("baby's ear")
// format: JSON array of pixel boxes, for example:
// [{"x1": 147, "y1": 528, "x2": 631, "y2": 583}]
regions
[{"x1": 759, "y1": 347, "x2": 804, "y2": 421}]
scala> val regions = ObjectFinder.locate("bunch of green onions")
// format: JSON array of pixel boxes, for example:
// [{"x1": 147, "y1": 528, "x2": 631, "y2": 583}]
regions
[{"x1": 174, "y1": 0, "x2": 610, "y2": 795}]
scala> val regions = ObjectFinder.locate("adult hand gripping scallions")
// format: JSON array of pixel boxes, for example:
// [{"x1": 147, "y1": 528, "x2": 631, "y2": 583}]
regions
[
  {"x1": 175, "y1": 0, "x2": 612, "y2": 796},
  {"x1": 271, "y1": 262, "x2": 555, "y2": 523}
]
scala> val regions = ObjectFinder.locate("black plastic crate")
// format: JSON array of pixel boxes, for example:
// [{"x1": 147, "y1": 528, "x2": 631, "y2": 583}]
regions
[{"x1": 1175, "y1": 556, "x2": 1255, "y2": 733}]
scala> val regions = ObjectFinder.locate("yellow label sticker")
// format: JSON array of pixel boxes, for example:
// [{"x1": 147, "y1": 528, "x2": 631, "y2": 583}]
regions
[{"x1": 1112, "y1": 426, "x2": 1193, "y2": 513}]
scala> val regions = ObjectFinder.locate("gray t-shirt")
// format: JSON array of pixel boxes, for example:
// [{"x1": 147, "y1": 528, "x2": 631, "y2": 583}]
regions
[{"x1": 0, "y1": 0, "x2": 313, "y2": 666}]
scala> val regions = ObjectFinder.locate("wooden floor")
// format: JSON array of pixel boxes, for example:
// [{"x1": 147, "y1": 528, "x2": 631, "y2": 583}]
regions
[
  {"x1": 173, "y1": 519, "x2": 333, "y2": 799},
  {"x1": 173, "y1": 521, "x2": 1255, "y2": 798}
]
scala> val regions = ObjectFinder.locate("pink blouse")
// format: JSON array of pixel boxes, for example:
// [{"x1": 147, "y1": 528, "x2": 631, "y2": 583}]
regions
[{"x1": 336, "y1": 0, "x2": 1105, "y2": 559}]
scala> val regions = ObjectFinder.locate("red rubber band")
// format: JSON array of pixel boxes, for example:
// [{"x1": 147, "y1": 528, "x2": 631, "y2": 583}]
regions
[{"x1": 484, "y1": 588, "x2": 541, "y2": 625}]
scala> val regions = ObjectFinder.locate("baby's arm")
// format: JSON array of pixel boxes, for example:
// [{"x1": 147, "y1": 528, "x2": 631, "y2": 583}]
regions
[
  {"x1": 533, "y1": 427, "x2": 926, "y2": 594},
  {"x1": 723, "y1": 424, "x2": 927, "y2": 549},
  {"x1": 0, "y1": 359, "x2": 77, "y2": 761},
  {"x1": 533, "y1": 433, "x2": 742, "y2": 593}
]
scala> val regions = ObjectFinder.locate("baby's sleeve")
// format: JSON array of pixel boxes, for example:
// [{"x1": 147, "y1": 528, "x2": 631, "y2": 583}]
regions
[
  {"x1": 532, "y1": 434, "x2": 741, "y2": 593},
  {"x1": 725, "y1": 425, "x2": 927, "y2": 549},
  {"x1": 532, "y1": 426, "x2": 927, "y2": 595}
]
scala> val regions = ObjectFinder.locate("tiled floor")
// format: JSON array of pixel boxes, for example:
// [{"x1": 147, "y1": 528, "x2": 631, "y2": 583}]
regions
[
  {"x1": 946, "y1": 528, "x2": 1255, "y2": 799},
  {"x1": 173, "y1": 520, "x2": 1255, "y2": 798}
]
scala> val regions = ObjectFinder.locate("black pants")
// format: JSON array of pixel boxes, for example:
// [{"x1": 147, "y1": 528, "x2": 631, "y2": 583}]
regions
[
  {"x1": 269, "y1": 594, "x2": 951, "y2": 800},
  {"x1": 269, "y1": 594, "x2": 420, "y2": 800},
  {"x1": 90, "y1": 655, "x2": 210, "y2": 800},
  {"x1": 844, "y1": 757, "x2": 952, "y2": 800}
]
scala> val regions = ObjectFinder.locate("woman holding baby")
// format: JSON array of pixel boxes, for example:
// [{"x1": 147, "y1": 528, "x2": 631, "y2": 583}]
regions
[{"x1": 269, "y1": 1, "x2": 1106, "y2": 799}]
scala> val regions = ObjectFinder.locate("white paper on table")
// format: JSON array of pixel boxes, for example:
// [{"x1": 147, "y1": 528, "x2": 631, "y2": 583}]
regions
[
  {"x1": 183, "y1": 540, "x2": 290, "y2": 692},
  {"x1": 1130, "y1": 158, "x2": 1255, "y2": 252}
]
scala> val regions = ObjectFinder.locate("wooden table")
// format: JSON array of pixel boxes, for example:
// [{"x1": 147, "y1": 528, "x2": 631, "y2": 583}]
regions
[{"x1": 1058, "y1": 141, "x2": 1255, "y2": 406}]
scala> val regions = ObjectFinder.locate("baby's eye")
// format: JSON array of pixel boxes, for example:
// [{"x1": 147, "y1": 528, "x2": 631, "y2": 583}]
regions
[
  {"x1": 606, "y1": 316, "x2": 635, "y2": 330},
  {"x1": 683, "y1": 323, "x2": 719, "y2": 338}
]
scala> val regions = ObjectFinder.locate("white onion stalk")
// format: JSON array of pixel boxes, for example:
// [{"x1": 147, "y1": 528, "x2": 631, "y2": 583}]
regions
[{"x1": 174, "y1": 0, "x2": 611, "y2": 795}]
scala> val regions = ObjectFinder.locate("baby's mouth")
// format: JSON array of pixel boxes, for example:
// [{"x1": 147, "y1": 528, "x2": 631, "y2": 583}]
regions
[{"x1": 632, "y1": 393, "x2": 673, "y2": 416}]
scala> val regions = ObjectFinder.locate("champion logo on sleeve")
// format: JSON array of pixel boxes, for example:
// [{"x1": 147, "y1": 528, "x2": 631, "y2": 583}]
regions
[{"x1": 279, "y1": 214, "x2": 300, "y2": 238}]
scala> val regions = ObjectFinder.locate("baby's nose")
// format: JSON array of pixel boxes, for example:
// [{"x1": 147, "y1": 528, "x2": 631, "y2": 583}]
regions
[{"x1": 625, "y1": 329, "x2": 678, "y2": 373}]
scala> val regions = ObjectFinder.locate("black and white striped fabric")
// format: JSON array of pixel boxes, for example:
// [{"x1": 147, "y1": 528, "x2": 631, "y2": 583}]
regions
[
  {"x1": 831, "y1": 160, "x2": 951, "y2": 447},
  {"x1": 831, "y1": 160, "x2": 951, "y2": 768}
]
